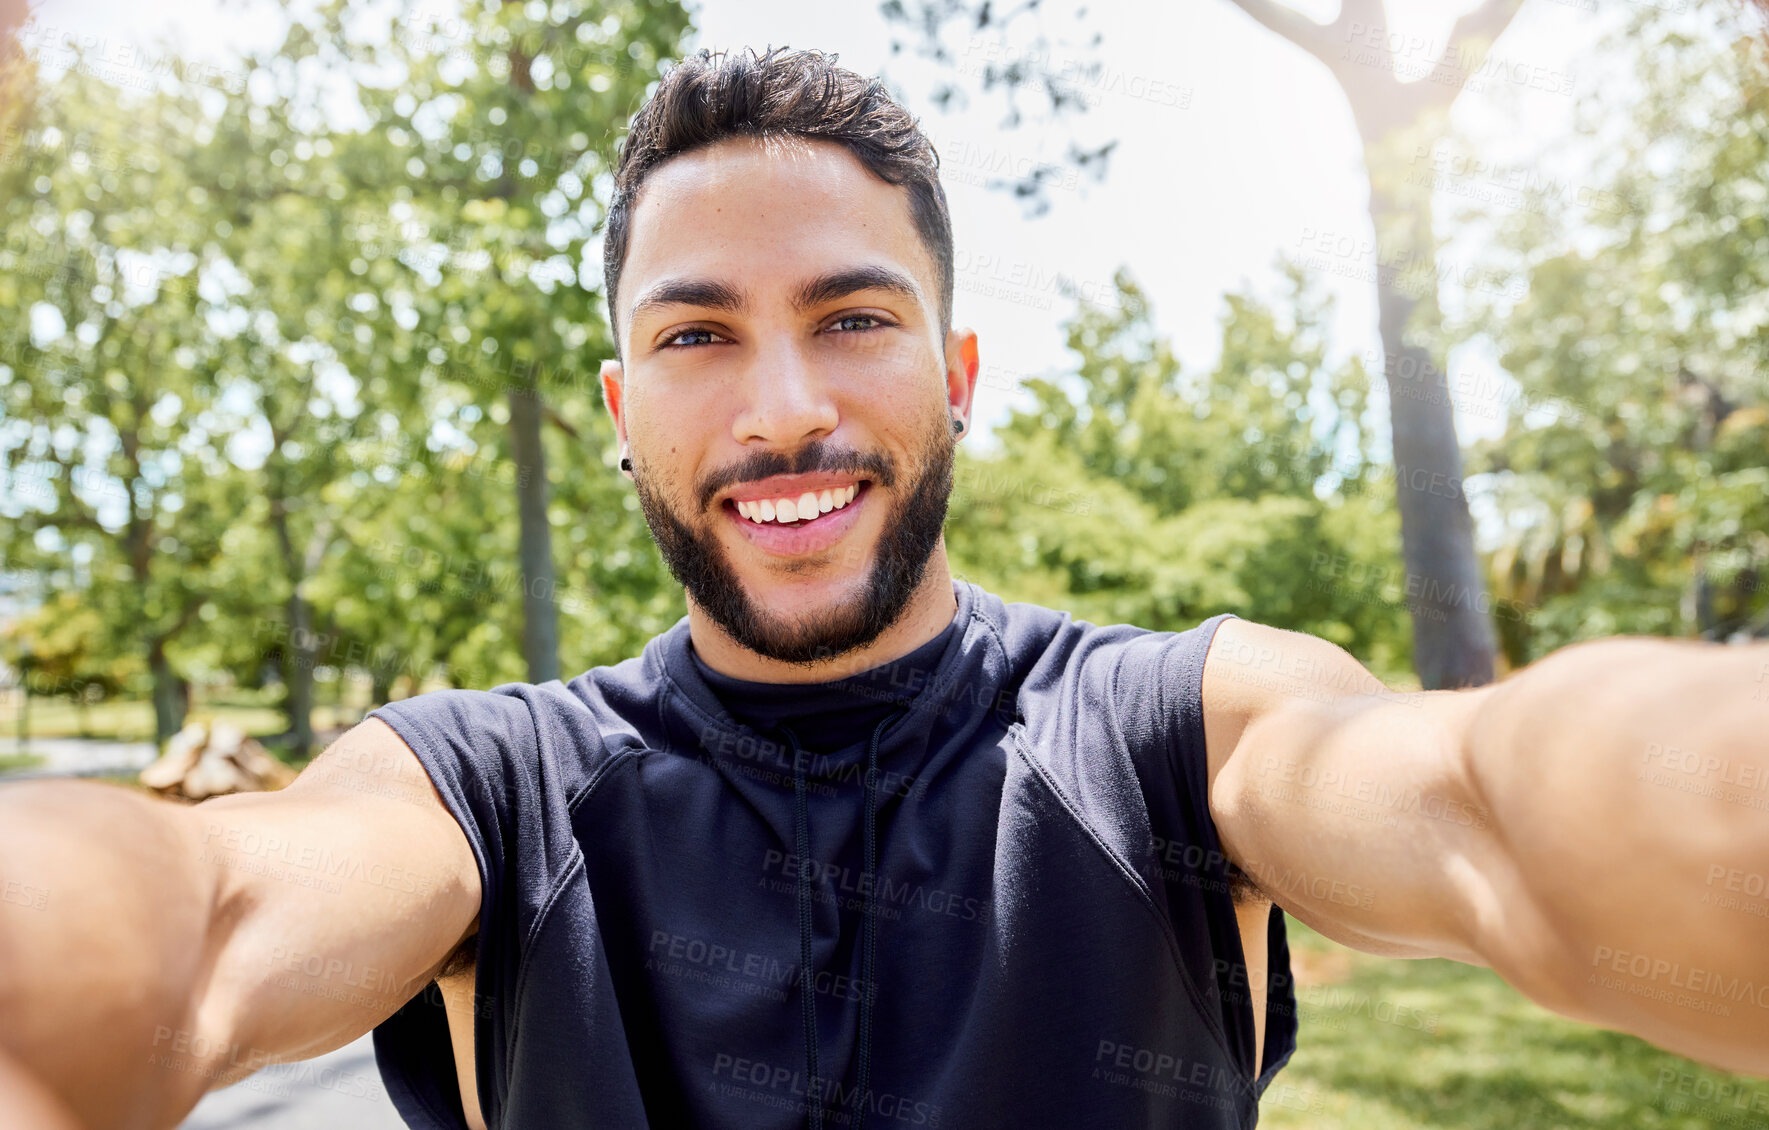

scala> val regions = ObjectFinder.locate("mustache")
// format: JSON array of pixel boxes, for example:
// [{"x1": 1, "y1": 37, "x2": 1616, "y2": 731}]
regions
[{"x1": 694, "y1": 439, "x2": 897, "y2": 511}]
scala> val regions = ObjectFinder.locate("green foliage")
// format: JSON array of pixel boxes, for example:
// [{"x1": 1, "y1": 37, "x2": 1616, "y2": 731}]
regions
[
  {"x1": 5, "y1": 0, "x2": 1765, "y2": 723},
  {"x1": 1, "y1": 0, "x2": 692, "y2": 733},
  {"x1": 1, "y1": 591, "x2": 140, "y2": 699},
  {"x1": 1466, "y1": 0, "x2": 1769, "y2": 662},
  {"x1": 948, "y1": 269, "x2": 1416, "y2": 680},
  {"x1": 0, "y1": 60, "x2": 249, "y2": 727}
]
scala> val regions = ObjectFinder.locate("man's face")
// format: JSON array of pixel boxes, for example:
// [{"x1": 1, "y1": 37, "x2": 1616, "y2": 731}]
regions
[{"x1": 603, "y1": 137, "x2": 975, "y2": 665}]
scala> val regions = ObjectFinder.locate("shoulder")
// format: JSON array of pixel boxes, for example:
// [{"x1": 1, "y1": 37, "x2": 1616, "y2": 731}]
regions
[
  {"x1": 984, "y1": 588, "x2": 1233, "y2": 710},
  {"x1": 1200, "y1": 618, "x2": 1389, "y2": 783}
]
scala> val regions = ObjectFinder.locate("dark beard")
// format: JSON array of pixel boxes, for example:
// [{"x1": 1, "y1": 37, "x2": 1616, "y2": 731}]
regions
[{"x1": 633, "y1": 428, "x2": 954, "y2": 666}]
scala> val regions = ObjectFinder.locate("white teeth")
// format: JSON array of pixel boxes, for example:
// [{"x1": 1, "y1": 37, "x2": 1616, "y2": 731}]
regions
[
  {"x1": 735, "y1": 501, "x2": 750, "y2": 520},
  {"x1": 738, "y1": 483, "x2": 862, "y2": 523}
]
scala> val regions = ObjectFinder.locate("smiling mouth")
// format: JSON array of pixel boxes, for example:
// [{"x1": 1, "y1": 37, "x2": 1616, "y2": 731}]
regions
[{"x1": 726, "y1": 481, "x2": 868, "y2": 527}]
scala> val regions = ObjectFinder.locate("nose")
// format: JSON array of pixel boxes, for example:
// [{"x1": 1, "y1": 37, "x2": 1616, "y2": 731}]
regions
[{"x1": 731, "y1": 340, "x2": 840, "y2": 449}]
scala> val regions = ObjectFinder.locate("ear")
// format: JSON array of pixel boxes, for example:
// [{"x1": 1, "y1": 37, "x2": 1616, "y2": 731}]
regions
[
  {"x1": 943, "y1": 327, "x2": 980, "y2": 438},
  {"x1": 600, "y1": 358, "x2": 632, "y2": 476}
]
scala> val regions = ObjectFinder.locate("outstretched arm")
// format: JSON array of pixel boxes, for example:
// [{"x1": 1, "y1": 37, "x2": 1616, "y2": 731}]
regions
[
  {"x1": 1202, "y1": 618, "x2": 1769, "y2": 1076},
  {"x1": 0, "y1": 719, "x2": 480, "y2": 1129}
]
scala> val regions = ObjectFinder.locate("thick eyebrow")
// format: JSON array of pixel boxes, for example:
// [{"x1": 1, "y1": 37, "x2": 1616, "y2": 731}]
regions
[
  {"x1": 792, "y1": 265, "x2": 923, "y2": 312},
  {"x1": 626, "y1": 277, "x2": 751, "y2": 326},
  {"x1": 625, "y1": 264, "x2": 923, "y2": 333}
]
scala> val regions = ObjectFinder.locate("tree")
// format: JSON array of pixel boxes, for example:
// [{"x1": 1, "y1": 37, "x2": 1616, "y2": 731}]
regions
[
  {"x1": 886, "y1": 0, "x2": 1511, "y2": 687},
  {"x1": 1466, "y1": 0, "x2": 1769, "y2": 662},
  {"x1": 299, "y1": 0, "x2": 691, "y2": 683},
  {"x1": 0, "y1": 65, "x2": 251, "y2": 742},
  {"x1": 2, "y1": 0, "x2": 698, "y2": 749},
  {"x1": 1202, "y1": 0, "x2": 1526, "y2": 688},
  {"x1": 949, "y1": 269, "x2": 1417, "y2": 679}
]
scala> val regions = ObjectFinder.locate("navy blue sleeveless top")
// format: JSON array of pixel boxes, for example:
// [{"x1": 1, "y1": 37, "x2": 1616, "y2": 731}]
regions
[{"x1": 368, "y1": 582, "x2": 1297, "y2": 1128}]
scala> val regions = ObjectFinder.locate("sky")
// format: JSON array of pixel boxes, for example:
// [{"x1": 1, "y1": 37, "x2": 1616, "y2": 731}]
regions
[{"x1": 19, "y1": 0, "x2": 1631, "y2": 449}]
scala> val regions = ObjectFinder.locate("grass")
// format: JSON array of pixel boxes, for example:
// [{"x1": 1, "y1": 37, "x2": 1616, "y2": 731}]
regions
[
  {"x1": 0, "y1": 698, "x2": 367, "y2": 744},
  {"x1": 0, "y1": 751, "x2": 45, "y2": 771},
  {"x1": 1259, "y1": 921, "x2": 1766, "y2": 1129}
]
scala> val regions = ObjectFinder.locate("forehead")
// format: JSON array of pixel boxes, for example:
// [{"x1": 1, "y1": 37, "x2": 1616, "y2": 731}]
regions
[{"x1": 618, "y1": 136, "x2": 935, "y2": 326}]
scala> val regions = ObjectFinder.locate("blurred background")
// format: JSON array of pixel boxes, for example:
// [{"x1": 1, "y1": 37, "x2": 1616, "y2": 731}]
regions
[{"x1": 1, "y1": 0, "x2": 1766, "y2": 1125}]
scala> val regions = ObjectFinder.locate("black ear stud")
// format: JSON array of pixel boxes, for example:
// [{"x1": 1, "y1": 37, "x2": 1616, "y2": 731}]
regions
[
  {"x1": 620, "y1": 456, "x2": 632, "y2": 472},
  {"x1": 952, "y1": 417, "x2": 965, "y2": 435}
]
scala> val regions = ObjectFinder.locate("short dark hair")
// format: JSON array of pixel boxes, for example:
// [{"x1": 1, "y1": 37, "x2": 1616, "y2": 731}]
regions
[{"x1": 602, "y1": 47, "x2": 953, "y2": 352}]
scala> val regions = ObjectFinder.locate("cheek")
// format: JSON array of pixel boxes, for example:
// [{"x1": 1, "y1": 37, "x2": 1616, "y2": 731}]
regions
[
  {"x1": 869, "y1": 390, "x2": 946, "y2": 450},
  {"x1": 841, "y1": 364, "x2": 946, "y2": 440},
  {"x1": 628, "y1": 384, "x2": 710, "y2": 460}
]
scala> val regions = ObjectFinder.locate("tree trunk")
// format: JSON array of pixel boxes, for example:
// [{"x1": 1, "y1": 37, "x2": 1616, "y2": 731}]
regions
[
  {"x1": 1368, "y1": 189, "x2": 1498, "y2": 689},
  {"x1": 509, "y1": 381, "x2": 560, "y2": 684},
  {"x1": 15, "y1": 676, "x2": 27, "y2": 752},
  {"x1": 1220, "y1": 0, "x2": 1522, "y2": 688},
  {"x1": 149, "y1": 645, "x2": 186, "y2": 744},
  {"x1": 1373, "y1": 291, "x2": 1498, "y2": 688},
  {"x1": 268, "y1": 497, "x2": 319, "y2": 758},
  {"x1": 370, "y1": 668, "x2": 395, "y2": 710},
  {"x1": 283, "y1": 586, "x2": 316, "y2": 758}
]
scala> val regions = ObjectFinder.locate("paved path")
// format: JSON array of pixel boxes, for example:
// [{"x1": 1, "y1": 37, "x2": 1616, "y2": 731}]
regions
[
  {"x1": 0, "y1": 736, "x2": 158, "y2": 780},
  {"x1": 178, "y1": 1035, "x2": 408, "y2": 1129}
]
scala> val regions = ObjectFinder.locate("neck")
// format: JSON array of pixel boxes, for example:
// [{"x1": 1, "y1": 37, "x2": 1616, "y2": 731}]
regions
[{"x1": 687, "y1": 544, "x2": 958, "y2": 685}]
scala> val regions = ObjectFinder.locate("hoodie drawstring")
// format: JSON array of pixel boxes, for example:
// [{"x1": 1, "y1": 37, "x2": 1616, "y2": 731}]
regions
[{"x1": 783, "y1": 705, "x2": 908, "y2": 1130}]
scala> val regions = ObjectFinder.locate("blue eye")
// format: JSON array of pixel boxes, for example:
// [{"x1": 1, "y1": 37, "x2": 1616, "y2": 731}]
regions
[
  {"x1": 829, "y1": 314, "x2": 888, "y2": 333},
  {"x1": 666, "y1": 328, "x2": 720, "y2": 348}
]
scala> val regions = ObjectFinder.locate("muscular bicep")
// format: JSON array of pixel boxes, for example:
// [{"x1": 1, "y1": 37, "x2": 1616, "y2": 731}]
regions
[
  {"x1": 1201, "y1": 619, "x2": 1517, "y2": 965},
  {"x1": 188, "y1": 718, "x2": 481, "y2": 1085}
]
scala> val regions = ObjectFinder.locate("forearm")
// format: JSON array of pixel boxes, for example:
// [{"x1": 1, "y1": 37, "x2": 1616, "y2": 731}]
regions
[
  {"x1": 0, "y1": 780, "x2": 224, "y2": 1128},
  {"x1": 1464, "y1": 637, "x2": 1769, "y2": 1074}
]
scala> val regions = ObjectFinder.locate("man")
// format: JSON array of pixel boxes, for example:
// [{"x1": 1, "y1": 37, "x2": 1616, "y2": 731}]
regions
[{"x1": 1, "y1": 46, "x2": 1765, "y2": 1130}]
